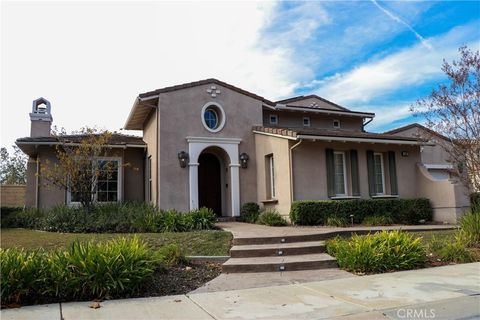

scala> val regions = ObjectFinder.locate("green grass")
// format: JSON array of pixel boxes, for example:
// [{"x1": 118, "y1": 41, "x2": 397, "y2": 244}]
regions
[{"x1": 0, "y1": 229, "x2": 232, "y2": 256}]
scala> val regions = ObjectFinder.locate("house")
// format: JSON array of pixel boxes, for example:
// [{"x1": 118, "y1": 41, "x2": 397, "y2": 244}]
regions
[{"x1": 16, "y1": 79, "x2": 470, "y2": 223}]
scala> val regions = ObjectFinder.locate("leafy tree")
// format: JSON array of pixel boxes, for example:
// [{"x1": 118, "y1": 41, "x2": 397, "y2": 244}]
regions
[
  {"x1": 412, "y1": 46, "x2": 480, "y2": 191},
  {"x1": 0, "y1": 146, "x2": 27, "y2": 185},
  {"x1": 39, "y1": 127, "x2": 116, "y2": 210}
]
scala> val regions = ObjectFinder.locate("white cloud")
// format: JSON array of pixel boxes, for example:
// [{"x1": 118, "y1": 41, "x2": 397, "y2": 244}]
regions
[
  {"x1": 316, "y1": 23, "x2": 480, "y2": 106},
  {"x1": 1, "y1": 1, "x2": 307, "y2": 149},
  {"x1": 371, "y1": 0, "x2": 432, "y2": 50}
]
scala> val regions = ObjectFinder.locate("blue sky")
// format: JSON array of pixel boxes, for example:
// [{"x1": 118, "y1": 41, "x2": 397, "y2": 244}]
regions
[
  {"x1": 1, "y1": 1, "x2": 480, "y2": 150},
  {"x1": 259, "y1": 1, "x2": 480, "y2": 131}
]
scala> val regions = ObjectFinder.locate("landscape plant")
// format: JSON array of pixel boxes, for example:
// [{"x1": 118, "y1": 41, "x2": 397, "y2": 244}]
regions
[
  {"x1": 362, "y1": 215, "x2": 394, "y2": 226},
  {"x1": 0, "y1": 237, "x2": 180, "y2": 305},
  {"x1": 258, "y1": 210, "x2": 288, "y2": 226},
  {"x1": 326, "y1": 230, "x2": 427, "y2": 273},
  {"x1": 239, "y1": 202, "x2": 261, "y2": 223}
]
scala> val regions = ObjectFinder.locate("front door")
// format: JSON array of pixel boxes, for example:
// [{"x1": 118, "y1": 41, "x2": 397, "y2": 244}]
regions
[{"x1": 198, "y1": 153, "x2": 222, "y2": 215}]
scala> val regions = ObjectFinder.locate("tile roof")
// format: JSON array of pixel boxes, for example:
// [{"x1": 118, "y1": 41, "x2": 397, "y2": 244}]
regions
[
  {"x1": 275, "y1": 94, "x2": 351, "y2": 111},
  {"x1": 16, "y1": 133, "x2": 145, "y2": 146},
  {"x1": 253, "y1": 126, "x2": 421, "y2": 142},
  {"x1": 383, "y1": 123, "x2": 450, "y2": 141},
  {"x1": 139, "y1": 78, "x2": 275, "y2": 106}
]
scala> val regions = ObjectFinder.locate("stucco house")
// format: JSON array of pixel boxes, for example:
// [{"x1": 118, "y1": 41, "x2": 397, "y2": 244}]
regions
[{"x1": 16, "y1": 79, "x2": 470, "y2": 223}]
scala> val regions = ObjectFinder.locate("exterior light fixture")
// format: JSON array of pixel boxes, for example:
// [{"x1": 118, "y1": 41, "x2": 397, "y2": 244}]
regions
[
  {"x1": 239, "y1": 153, "x2": 249, "y2": 168},
  {"x1": 177, "y1": 151, "x2": 189, "y2": 168},
  {"x1": 401, "y1": 151, "x2": 409, "y2": 157}
]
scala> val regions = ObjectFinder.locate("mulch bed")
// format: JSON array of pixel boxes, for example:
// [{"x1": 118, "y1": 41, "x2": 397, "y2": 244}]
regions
[{"x1": 2, "y1": 262, "x2": 222, "y2": 309}]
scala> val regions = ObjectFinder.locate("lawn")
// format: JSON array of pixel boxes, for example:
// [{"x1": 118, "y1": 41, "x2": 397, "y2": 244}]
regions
[{"x1": 0, "y1": 228, "x2": 232, "y2": 256}]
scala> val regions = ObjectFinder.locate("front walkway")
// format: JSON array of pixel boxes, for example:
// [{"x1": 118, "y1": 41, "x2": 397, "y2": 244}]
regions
[
  {"x1": 217, "y1": 222, "x2": 457, "y2": 240},
  {"x1": 3, "y1": 263, "x2": 479, "y2": 320}
]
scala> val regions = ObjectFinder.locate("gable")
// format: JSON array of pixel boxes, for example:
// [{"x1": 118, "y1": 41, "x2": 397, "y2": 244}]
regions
[{"x1": 276, "y1": 95, "x2": 349, "y2": 111}]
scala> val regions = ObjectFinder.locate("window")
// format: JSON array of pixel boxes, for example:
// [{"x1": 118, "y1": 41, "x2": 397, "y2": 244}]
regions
[
  {"x1": 303, "y1": 117, "x2": 311, "y2": 127},
  {"x1": 266, "y1": 154, "x2": 276, "y2": 198},
  {"x1": 204, "y1": 109, "x2": 218, "y2": 129},
  {"x1": 333, "y1": 119, "x2": 340, "y2": 128},
  {"x1": 269, "y1": 114, "x2": 278, "y2": 125},
  {"x1": 334, "y1": 152, "x2": 347, "y2": 196},
  {"x1": 70, "y1": 158, "x2": 121, "y2": 204},
  {"x1": 201, "y1": 102, "x2": 226, "y2": 132},
  {"x1": 147, "y1": 156, "x2": 152, "y2": 203},
  {"x1": 374, "y1": 153, "x2": 385, "y2": 195}
]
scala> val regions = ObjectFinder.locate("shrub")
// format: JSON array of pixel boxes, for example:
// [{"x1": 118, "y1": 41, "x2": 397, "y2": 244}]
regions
[
  {"x1": 240, "y1": 202, "x2": 260, "y2": 223},
  {"x1": 362, "y1": 215, "x2": 394, "y2": 226},
  {"x1": 326, "y1": 231, "x2": 427, "y2": 273},
  {"x1": 459, "y1": 209, "x2": 480, "y2": 246},
  {"x1": 156, "y1": 244, "x2": 186, "y2": 266},
  {"x1": 2, "y1": 202, "x2": 216, "y2": 233},
  {"x1": 471, "y1": 193, "x2": 480, "y2": 211},
  {"x1": 0, "y1": 237, "x2": 172, "y2": 305},
  {"x1": 427, "y1": 234, "x2": 476, "y2": 263},
  {"x1": 186, "y1": 207, "x2": 216, "y2": 230},
  {"x1": 325, "y1": 216, "x2": 347, "y2": 227},
  {"x1": 290, "y1": 199, "x2": 432, "y2": 226},
  {"x1": 258, "y1": 210, "x2": 288, "y2": 226}
]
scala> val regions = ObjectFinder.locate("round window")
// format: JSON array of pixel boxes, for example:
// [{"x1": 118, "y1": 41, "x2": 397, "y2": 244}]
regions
[
  {"x1": 201, "y1": 102, "x2": 226, "y2": 133},
  {"x1": 204, "y1": 108, "x2": 219, "y2": 129}
]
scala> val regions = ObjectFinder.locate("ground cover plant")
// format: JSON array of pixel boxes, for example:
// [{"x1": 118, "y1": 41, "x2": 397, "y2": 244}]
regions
[
  {"x1": 1, "y1": 203, "x2": 217, "y2": 233},
  {"x1": 0, "y1": 237, "x2": 221, "y2": 307}
]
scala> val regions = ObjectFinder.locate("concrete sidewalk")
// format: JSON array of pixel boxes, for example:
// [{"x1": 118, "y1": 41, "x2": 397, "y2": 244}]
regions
[{"x1": 2, "y1": 263, "x2": 479, "y2": 320}]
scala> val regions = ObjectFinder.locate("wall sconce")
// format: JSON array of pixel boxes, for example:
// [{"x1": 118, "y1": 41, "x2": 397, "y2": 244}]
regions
[
  {"x1": 401, "y1": 151, "x2": 409, "y2": 157},
  {"x1": 177, "y1": 151, "x2": 189, "y2": 168},
  {"x1": 239, "y1": 153, "x2": 249, "y2": 169}
]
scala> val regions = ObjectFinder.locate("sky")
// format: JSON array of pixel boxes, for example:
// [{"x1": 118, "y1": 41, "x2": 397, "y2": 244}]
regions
[{"x1": 1, "y1": 1, "x2": 479, "y2": 152}]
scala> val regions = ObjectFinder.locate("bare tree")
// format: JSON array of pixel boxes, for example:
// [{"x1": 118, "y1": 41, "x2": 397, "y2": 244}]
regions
[
  {"x1": 0, "y1": 146, "x2": 27, "y2": 185},
  {"x1": 39, "y1": 127, "x2": 115, "y2": 210},
  {"x1": 412, "y1": 45, "x2": 480, "y2": 192}
]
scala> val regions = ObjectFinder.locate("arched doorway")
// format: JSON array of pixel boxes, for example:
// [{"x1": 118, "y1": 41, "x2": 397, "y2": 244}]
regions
[{"x1": 198, "y1": 153, "x2": 222, "y2": 215}]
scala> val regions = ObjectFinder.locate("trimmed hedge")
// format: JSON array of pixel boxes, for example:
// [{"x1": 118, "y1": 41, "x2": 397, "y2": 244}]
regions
[{"x1": 290, "y1": 198, "x2": 432, "y2": 225}]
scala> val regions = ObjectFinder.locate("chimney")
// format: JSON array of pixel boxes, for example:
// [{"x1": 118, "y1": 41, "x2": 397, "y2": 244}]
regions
[{"x1": 30, "y1": 97, "x2": 53, "y2": 137}]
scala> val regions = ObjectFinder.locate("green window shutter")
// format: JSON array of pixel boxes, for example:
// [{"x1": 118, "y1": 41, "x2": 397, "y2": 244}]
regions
[
  {"x1": 350, "y1": 150, "x2": 360, "y2": 196},
  {"x1": 325, "y1": 148, "x2": 335, "y2": 197},
  {"x1": 366, "y1": 150, "x2": 376, "y2": 196},
  {"x1": 388, "y1": 151, "x2": 398, "y2": 195}
]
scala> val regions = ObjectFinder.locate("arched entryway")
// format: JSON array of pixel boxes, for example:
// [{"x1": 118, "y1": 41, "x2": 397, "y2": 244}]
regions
[
  {"x1": 187, "y1": 136, "x2": 241, "y2": 217},
  {"x1": 198, "y1": 153, "x2": 223, "y2": 215}
]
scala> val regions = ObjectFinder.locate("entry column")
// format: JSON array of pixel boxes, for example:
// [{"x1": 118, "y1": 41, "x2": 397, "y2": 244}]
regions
[
  {"x1": 188, "y1": 162, "x2": 199, "y2": 210},
  {"x1": 229, "y1": 163, "x2": 241, "y2": 217}
]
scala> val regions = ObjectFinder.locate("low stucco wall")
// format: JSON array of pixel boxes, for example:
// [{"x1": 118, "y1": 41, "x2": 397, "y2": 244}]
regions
[
  {"x1": 416, "y1": 164, "x2": 470, "y2": 223},
  {"x1": 1, "y1": 185, "x2": 26, "y2": 207}
]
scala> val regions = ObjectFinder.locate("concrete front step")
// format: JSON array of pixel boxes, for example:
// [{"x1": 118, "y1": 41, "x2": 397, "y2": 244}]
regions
[
  {"x1": 222, "y1": 253, "x2": 337, "y2": 273},
  {"x1": 230, "y1": 241, "x2": 325, "y2": 258}
]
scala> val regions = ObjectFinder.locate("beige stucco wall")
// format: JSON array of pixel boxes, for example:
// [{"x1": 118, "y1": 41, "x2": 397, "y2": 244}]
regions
[
  {"x1": 143, "y1": 110, "x2": 158, "y2": 205},
  {"x1": 263, "y1": 111, "x2": 363, "y2": 131},
  {"x1": 254, "y1": 134, "x2": 292, "y2": 217},
  {"x1": 416, "y1": 164, "x2": 470, "y2": 223},
  {"x1": 25, "y1": 157, "x2": 38, "y2": 207},
  {"x1": 30, "y1": 146, "x2": 145, "y2": 209},
  {"x1": 157, "y1": 84, "x2": 262, "y2": 213},
  {"x1": 291, "y1": 140, "x2": 421, "y2": 201},
  {"x1": 1, "y1": 185, "x2": 26, "y2": 207},
  {"x1": 391, "y1": 127, "x2": 451, "y2": 165}
]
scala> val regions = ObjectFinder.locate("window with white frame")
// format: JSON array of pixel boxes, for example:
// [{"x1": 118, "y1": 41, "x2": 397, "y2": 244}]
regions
[
  {"x1": 266, "y1": 154, "x2": 276, "y2": 198},
  {"x1": 333, "y1": 119, "x2": 341, "y2": 128},
  {"x1": 373, "y1": 153, "x2": 385, "y2": 195},
  {"x1": 334, "y1": 151, "x2": 347, "y2": 196},
  {"x1": 269, "y1": 114, "x2": 278, "y2": 125},
  {"x1": 303, "y1": 117, "x2": 311, "y2": 127},
  {"x1": 70, "y1": 158, "x2": 121, "y2": 203}
]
